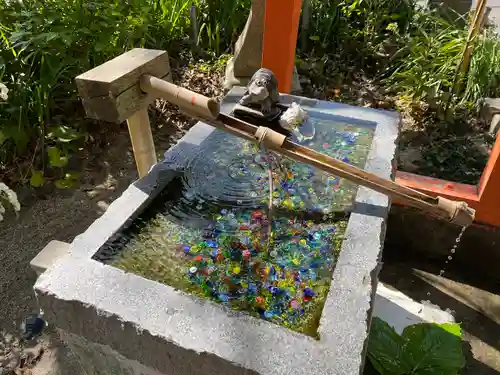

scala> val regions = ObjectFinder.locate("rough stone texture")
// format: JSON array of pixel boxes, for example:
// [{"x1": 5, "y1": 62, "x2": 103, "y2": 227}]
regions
[
  {"x1": 30, "y1": 240, "x2": 70, "y2": 276},
  {"x1": 34, "y1": 88, "x2": 400, "y2": 375},
  {"x1": 480, "y1": 98, "x2": 500, "y2": 135},
  {"x1": 489, "y1": 113, "x2": 500, "y2": 136},
  {"x1": 481, "y1": 98, "x2": 500, "y2": 121},
  {"x1": 58, "y1": 330, "x2": 164, "y2": 375},
  {"x1": 223, "y1": 0, "x2": 301, "y2": 93},
  {"x1": 429, "y1": 0, "x2": 472, "y2": 16}
]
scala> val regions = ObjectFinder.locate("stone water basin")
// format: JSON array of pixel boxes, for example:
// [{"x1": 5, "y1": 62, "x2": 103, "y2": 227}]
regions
[
  {"x1": 97, "y1": 105, "x2": 374, "y2": 338},
  {"x1": 34, "y1": 87, "x2": 400, "y2": 375}
]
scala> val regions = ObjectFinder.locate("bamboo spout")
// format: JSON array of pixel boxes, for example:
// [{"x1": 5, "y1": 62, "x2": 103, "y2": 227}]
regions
[{"x1": 140, "y1": 75, "x2": 476, "y2": 226}]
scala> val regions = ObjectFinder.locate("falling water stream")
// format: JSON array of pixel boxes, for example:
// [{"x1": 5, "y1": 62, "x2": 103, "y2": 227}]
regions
[
  {"x1": 438, "y1": 226, "x2": 468, "y2": 277},
  {"x1": 95, "y1": 111, "x2": 376, "y2": 337}
]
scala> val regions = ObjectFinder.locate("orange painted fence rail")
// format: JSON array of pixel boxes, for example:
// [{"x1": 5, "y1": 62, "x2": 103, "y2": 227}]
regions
[
  {"x1": 261, "y1": 0, "x2": 500, "y2": 227},
  {"x1": 396, "y1": 131, "x2": 500, "y2": 227}
]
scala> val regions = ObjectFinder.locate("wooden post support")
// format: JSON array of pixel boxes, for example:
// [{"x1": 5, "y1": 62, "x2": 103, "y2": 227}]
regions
[
  {"x1": 76, "y1": 48, "x2": 172, "y2": 177},
  {"x1": 261, "y1": 0, "x2": 302, "y2": 93},
  {"x1": 126, "y1": 109, "x2": 157, "y2": 177}
]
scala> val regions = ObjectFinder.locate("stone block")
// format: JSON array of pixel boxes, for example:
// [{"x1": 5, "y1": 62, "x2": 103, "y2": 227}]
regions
[
  {"x1": 223, "y1": 0, "x2": 301, "y2": 93},
  {"x1": 428, "y1": 0, "x2": 472, "y2": 16},
  {"x1": 373, "y1": 283, "x2": 455, "y2": 334},
  {"x1": 34, "y1": 88, "x2": 400, "y2": 375},
  {"x1": 482, "y1": 98, "x2": 500, "y2": 125},
  {"x1": 489, "y1": 113, "x2": 500, "y2": 136},
  {"x1": 30, "y1": 240, "x2": 70, "y2": 276}
]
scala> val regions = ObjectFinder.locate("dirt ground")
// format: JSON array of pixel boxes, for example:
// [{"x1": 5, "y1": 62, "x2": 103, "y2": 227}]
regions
[{"x1": 0, "y1": 129, "x2": 139, "y2": 375}]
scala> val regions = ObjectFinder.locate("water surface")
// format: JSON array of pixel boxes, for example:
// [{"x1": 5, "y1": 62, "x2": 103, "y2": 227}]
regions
[{"x1": 97, "y1": 111, "x2": 375, "y2": 337}]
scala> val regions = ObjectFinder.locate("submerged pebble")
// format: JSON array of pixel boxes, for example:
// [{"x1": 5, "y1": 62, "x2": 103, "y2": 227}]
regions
[{"x1": 110, "y1": 116, "x2": 374, "y2": 337}]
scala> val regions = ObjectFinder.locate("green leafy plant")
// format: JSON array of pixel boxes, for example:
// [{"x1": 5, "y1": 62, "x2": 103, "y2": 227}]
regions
[
  {"x1": 366, "y1": 317, "x2": 466, "y2": 375},
  {"x1": 0, "y1": 0, "x2": 250, "y2": 187},
  {"x1": 382, "y1": 9, "x2": 500, "y2": 113},
  {"x1": 29, "y1": 170, "x2": 45, "y2": 188},
  {"x1": 384, "y1": 11, "x2": 467, "y2": 104},
  {"x1": 196, "y1": 0, "x2": 251, "y2": 55},
  {"x1": 462, "y1": 28, "x2": 500, "y2": 107},
  {"x1": 1, "y1": 0, "x2": 499, "y2": 190},
  {"x1": 299, "y1": 0, "x2": 415, "y2": 68}
]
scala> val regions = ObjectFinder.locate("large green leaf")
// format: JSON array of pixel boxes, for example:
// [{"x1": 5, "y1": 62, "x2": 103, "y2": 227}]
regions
[
  {"x1": 29, "y1": 170, "x2": 45, "y2": 188},
  {"x1": 367, "y1": 318, "x2": 465, "y2": 375},
  {"x1": 367, "y1": 318, "x2": 412, "y2": 375},
  {"x1": 401, "y1": 323, "x2": 465, "y2": 374},
  {"x1": 47, "y1": 146, "x2": 68, "y2": 168}
]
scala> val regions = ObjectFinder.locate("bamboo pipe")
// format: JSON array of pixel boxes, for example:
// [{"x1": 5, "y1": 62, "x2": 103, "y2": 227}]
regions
[{"x1": 140, "y1": 75, "x2": 475, "y2": 226}]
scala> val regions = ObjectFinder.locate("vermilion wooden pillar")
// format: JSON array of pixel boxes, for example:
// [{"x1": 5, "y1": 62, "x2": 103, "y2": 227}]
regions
[
  {"x1": 261, "y1": 0, "x2": 302, "y2": 93},
  {"x1": 475, "y1": 132, "x2": 500, "y2": 225}
]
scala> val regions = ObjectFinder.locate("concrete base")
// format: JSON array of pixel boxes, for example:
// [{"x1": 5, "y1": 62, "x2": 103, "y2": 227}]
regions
[
  {"x1": 30, "y1": 240, "x2": 70, "y2": 276},
  {"x1": 373, "y1": 283, "x2": 455, "y2": 334},
  {"x1": 50, "y1": 282, "x2": 454, "y2": 375},
  {"x1": 58, "y1": 330, "x2": 163, "y2": 375},
  {"x1": 429, "y1": 0, "x2": 472, "y2": 16},
  {"x1": 489, "y1": 114, "x2": 500, "y2": 136},
  {"x1": 34, "y1": 89, "x2": 400, "y2": 375},
  {"x1": 481, "y1": 98, "x2": 500, "y2": 136}
]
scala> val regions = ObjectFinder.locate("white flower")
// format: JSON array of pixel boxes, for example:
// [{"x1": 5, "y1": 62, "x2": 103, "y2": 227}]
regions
[
  {"x1": 0, "y1": 183, "x2": 21, "y2": 222},
  {"x1": 0, "y1": 82, "x2": 9, "y2": 101}
]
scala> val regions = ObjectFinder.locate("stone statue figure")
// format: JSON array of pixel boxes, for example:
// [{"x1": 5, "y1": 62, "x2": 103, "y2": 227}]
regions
[{"x1": 239, "y1": 68, "x2": 280, "y2": 115}]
